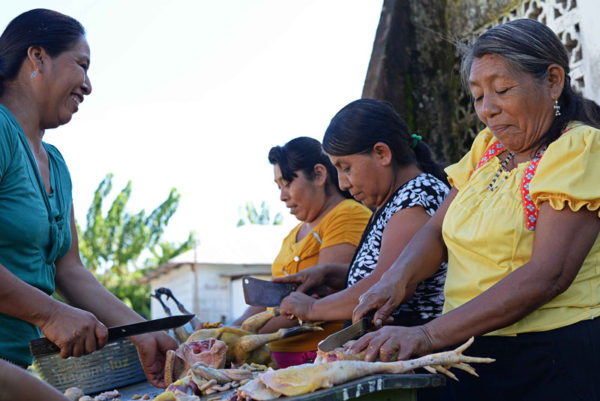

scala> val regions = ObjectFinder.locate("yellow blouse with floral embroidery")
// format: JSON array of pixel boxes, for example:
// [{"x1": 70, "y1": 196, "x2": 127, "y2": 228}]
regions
[
  {"x1": 268, "y1": 198, "x2": 371, "y2": 352},
  {"x1": 442, "y1": 122, "x2": 600, "y2": 336}
]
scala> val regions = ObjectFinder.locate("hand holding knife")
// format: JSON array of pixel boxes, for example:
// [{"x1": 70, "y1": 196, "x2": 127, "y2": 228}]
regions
[
  {"x1": 318, "y1": 310, "x2": 377, "y2": 351},
  {"x1": 30, "y1": 314, "x2": 194, "y2": 357}
]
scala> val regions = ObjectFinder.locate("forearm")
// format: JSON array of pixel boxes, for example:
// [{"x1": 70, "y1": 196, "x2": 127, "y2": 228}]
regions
[
  {"x1": 0, "y1": 263, "x2": 59, "y2": 327},
  {"x1": 0, "y1": 361, "x2": 68, "y2": 401},
  {"x1": 322, "y1": 263, "x2": 351, "y2": 290},
  {"x1": 381, "y1": 224, "x2": 447, "y2": 293},
  {"x1": 310, "y1": 275, "x2": 380, "y2": 321}
]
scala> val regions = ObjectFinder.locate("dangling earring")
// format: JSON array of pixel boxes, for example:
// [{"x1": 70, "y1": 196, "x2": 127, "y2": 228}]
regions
[
  {"x1": 31, "y1": 68, "x2": 39, "y2": 79},
  {"x1": 553, "y1": 99, "x2": 561, "y2": 117}
]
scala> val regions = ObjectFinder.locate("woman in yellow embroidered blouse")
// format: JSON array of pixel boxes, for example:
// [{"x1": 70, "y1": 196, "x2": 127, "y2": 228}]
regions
[
  {"x1": 349, "y1": 19, "x2": 600, "y2": 400},
  {"x1": 231, "y1": 137, "x2": 371, "y2": 368}
]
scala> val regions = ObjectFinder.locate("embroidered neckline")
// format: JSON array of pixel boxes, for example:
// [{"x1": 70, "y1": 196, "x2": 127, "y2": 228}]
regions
[{"x1": 475, "y1": 127, "x2": 574, "y2": 230}]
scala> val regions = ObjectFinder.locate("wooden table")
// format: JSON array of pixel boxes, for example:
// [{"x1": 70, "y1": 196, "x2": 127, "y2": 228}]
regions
[{"x1": 116, "y1": 373, "x2": 446, "y2": 401}]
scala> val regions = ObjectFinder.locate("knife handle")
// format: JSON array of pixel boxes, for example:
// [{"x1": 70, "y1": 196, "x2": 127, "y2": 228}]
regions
[
  {"x1": 363, "y1": 310, "x2": 377, "y2": 330},
  {"x1": 29, "y1": 337, "x2": 61, "y2": 357}
]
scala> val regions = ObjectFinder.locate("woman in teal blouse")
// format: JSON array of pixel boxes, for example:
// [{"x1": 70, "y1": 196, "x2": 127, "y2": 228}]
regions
[{"x1": 0, "y1": 9, "x2": 176, "y2": 388}]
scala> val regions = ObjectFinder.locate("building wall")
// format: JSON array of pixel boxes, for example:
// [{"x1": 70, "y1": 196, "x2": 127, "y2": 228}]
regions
[
  {"x1": 364, "y1": 0, "x2": 600, "y2": 164},
  {"x1": 150, "y1": 265, "x2": 195, "y2": 320},
  {"x1": 149, "y1": 263, "x2": 271, "y2": 324}
]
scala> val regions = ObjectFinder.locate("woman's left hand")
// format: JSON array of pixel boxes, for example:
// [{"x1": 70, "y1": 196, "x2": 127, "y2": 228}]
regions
[
  {"x1": 280, "y1": 291, "x2": 318, "y2": 321},
  {"x1": 348, "y1": 325, "x2": 433, "y2": 362},
  {"x1": 130, "y1": 331, "x2": 178, "y2": 388}
]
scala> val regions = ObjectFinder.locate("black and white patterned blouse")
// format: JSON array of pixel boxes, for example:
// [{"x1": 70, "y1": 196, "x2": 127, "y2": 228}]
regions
[{"x1": 346, "y1": 173, "x2": 449, "y2": 325}]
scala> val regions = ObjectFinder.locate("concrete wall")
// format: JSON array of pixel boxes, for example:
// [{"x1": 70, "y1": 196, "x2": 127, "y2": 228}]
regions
[
  {"x1": 364, "y1": 0, "x2": 600, "y2": 164},
  {"x1": 579, "y1": 0, "x2": 600, "y2": 105},
  {"x1": 149, "y1": 263, "x2": 271, "y2": 324}
]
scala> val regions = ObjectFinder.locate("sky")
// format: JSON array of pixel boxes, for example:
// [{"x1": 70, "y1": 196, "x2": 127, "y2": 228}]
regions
[{"x1": 0, "y1": 0, "x2": 384, "y2": 247}]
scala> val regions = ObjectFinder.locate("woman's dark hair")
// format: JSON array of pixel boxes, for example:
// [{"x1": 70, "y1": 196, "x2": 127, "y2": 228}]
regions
[
  {"x1": 0, "y1": 9, "x2": 85, "y2": 96},
  {"x1": 268, "y1": 136, "x2": 352, "y2": 199},
  {"x1": 323, "y1": 98, "x2": 448, "y2": 185},
  {"x1": 461, "y1": 18, "x2": 600, "y2": 151}
]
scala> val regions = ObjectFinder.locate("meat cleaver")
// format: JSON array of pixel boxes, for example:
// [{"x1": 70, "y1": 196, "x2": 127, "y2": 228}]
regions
[
  {"x1": 242, "y1": 276, "x2": 298, "y2": 307},
  {"x1": 29, "y1": 314, "x2": 194, "y2": 357},
  {"x1": 318, "y1": 311, "x2": 376, "y2": 351}
]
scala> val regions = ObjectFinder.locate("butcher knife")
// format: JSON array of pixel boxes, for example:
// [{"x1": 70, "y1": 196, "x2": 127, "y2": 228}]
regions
[
  {"x1": 242, "y1": 276, "x2": 298, "y2": 307},
  {"x1": 318, "y1": 311, "x2": 376, "y2": 352},
  {"x1": 29, "y1": 314, "x2": 194, "y2": 357},
  {"x1": 242, "y1": 276, "x2": 331, "y2": 307}
]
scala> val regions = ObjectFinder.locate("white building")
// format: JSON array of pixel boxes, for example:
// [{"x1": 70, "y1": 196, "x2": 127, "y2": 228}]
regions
[{"x1": 140, "y1": 224, "x2": 294, "y2": 323}]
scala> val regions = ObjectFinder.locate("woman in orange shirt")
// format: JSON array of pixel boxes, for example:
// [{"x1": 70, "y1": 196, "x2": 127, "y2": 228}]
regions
[{"x1": 232, "y1": 137, "x2": 371, "y2": 368}]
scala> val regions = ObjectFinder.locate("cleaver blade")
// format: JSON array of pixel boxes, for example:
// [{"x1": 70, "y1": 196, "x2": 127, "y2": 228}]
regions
[
  {"x1": 317, "y1": 311, "x2": 376, "y2": 352},
  {"x1": 242, "y1": 276, "x2": 297, "y2": 307}
]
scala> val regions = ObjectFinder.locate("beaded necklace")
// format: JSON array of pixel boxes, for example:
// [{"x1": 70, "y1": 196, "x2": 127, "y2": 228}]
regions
[
  {"x1": 488, "y1": 151, "x2": 515, "y2": 191},
  {"x1": 475, "y1": 126, "x2": 573, "y2": 230}
]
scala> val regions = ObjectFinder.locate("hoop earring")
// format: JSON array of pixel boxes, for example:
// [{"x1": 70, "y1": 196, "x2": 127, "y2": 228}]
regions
[
  {"x1": 553, "y1": 99, "x2": 561, "y2": 117},
  {"x1": 31, "y1": 68, "x2": 39, "y2": 79}
]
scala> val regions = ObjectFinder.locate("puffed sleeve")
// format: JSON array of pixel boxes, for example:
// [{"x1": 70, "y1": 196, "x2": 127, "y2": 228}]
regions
[
  {"x1": 444, "y1": 128, "x2": 496, "y2": 190},
  {"x1": 319, "y1": 201, "x2": 371, "y2": 249},
  {"x1": 530, "y1": 123, "x2": 600, "y2": 217}
]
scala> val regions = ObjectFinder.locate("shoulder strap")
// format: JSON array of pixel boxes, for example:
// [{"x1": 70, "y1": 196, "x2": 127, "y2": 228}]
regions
[
  {"x1": 521, "y1": 126, "x2": 574, "y2": 231},
  {"x1": 475, "y1": 141, "x2": 504, "y2": 170}
]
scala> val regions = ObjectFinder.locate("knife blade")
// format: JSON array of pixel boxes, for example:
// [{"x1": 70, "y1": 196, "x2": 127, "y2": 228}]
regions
[
  {"x1": 243, "y1": 276, "x2": 298, "y2": 307},
  {"x1": 318, "y1": 311, "x2": 376, "y2": 352},
  {"x1": 29, "y1": 314, "x2": 194, "y2": 357}
]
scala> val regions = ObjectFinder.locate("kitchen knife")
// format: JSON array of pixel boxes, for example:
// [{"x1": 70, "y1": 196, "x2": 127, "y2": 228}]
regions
[
  {"x1": 318, "y1": 311, "x2": 376, "y2": 352},
  {"x1": 242, "y1": 276, "x2": 298, "y2": 307},
  {"x1": 29, "y1": 314, "x2": 194, "y2": 357}
]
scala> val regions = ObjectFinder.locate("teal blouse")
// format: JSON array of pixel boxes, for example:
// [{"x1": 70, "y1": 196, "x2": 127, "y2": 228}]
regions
[{"x1": 0, "y1": 105, "x2": 73, "y2": 366}]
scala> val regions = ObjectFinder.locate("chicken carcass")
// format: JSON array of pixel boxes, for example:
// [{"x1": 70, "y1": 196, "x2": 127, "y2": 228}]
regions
[
  {"x1": 240, "y1": 309, "x2": 279, "y2": 333},
  {"x1": 186, "y1": 325, "x2": 322, "y2": 367},
  {"x1": 237, "y1": 337, "x2": 494, "y2": 400},
  {"x1": 165, "y1": 338, "x2": 228, "y2": 386}
]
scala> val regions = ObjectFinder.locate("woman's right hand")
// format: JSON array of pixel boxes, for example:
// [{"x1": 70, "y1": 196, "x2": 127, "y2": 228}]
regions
[
  {"x1": 352, "y1": 275, "x2": 406, "y2": 327},
  {"x1": 38, "y1": 302, "x2": 108, "y2": 358},
  {"x1": 272, "y1": 264, "x2": 327, "y2": 293},
  {"x1": 348, "y1": 325, "x2": 433, "y2": 362}
]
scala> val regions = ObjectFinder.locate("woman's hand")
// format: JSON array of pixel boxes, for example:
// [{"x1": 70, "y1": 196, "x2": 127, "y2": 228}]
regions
[
  {"x1": 280, "y1": 291, "x2": 318, "y2": 321},
  {"x1": 38, "y1": 302, "x2": 108, "y2": 359},
  {"x1": 130, "y1": 331, "x2": 178, "y2": 388},
  {"x1": 352, "y1": 276, "x2": 406, "y2": 327},
  {"x1": 272, "y1": 264, "x2": 327, "y2": 293},
  {"x1": 349, "y1": 325, "x2": 433, "y2": 362}
]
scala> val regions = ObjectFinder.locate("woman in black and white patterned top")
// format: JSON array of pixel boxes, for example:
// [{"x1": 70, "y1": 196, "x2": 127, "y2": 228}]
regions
[
  {"x1": 347, "y1": 173, "x2": 448, "y2": 324},
  {"x1": 276, "y1": 98, "x2": 449, "y2": 328}
]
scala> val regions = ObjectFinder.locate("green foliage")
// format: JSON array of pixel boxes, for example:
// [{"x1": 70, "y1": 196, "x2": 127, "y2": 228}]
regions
[
  {"x1": 77, "y1": 173, "x2": 196, "y2": 317},
  {"x1": 237, "y1": 201, "x2": 283, "y2": 227}
]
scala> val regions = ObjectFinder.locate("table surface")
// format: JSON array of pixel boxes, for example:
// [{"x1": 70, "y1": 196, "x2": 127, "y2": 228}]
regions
[{"x1": 114, "y1": 373, "x2": 446, "y2": 401}]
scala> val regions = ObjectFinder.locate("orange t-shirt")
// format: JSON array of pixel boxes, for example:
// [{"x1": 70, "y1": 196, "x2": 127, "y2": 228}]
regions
[{"x1": 268, "y1": 198, "x2": 371, "y2": 352}]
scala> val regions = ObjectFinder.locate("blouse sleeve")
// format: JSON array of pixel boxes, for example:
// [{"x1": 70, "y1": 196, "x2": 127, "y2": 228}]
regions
[
  {"x1": 0, "y1": 117, "x2": 16, "y2": 178},
  {"x1": 530, "y1": 123, "x2": 600, "y2": 216},
  {"x1": 319, "y1": 201, "x2": 371, "y2": 249},
  {"x1": 444, "y1": 129, "x2": 496, "y2": 190}
]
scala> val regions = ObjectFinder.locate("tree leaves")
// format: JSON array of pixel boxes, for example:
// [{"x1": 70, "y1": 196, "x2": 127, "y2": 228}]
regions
[
  {"x1": 236, "y1": 201, "x2": 283, "y2": 227},
  {"x1": 76, "y1": 173, "x2": 196, "y2": 316}
]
